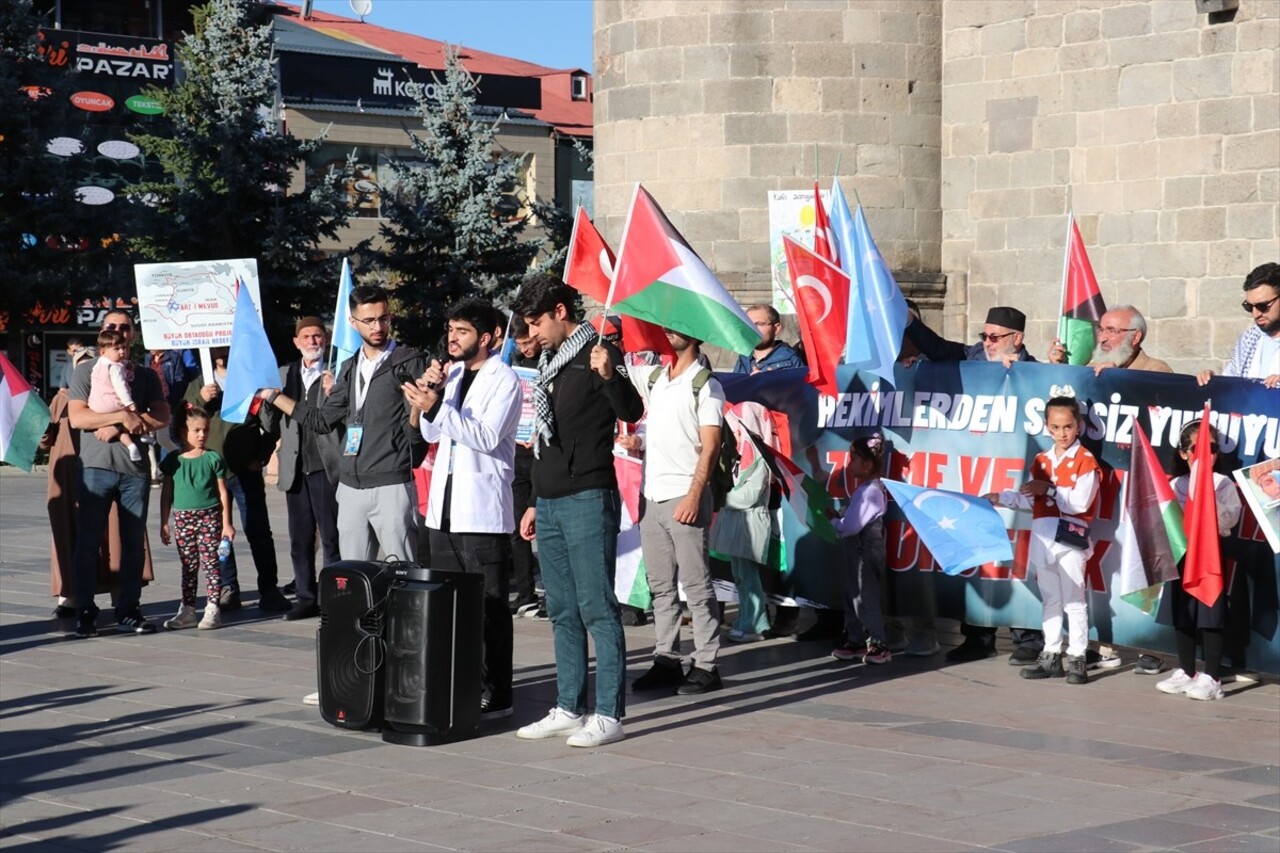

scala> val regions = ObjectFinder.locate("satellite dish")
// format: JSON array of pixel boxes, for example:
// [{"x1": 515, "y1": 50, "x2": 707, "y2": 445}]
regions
[{"x1": 349, "y1": 0, "x2": 373, "y2": 20}]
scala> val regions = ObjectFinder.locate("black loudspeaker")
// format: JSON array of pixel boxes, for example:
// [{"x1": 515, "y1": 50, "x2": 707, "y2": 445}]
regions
[
  {"x1": 382, "y1": 566, "x2": 484, "y2": 747},
  {"x1": 316, "y1": 561, "x2": 394, "y2": 730}
]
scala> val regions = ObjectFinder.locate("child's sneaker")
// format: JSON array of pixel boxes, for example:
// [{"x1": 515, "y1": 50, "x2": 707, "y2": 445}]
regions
[
  {"x1": 1155, "y1": 668, "x2": 1196, "y2": 695},
  {"x1": 831, "y1": 640, "x2": 865, "y2": 661},
  {"x1": 164, "y1": 604, "x2": 199, "y2": 630},
  {"x1": 863, "y1": 641, "x2": 892, "y2": 665},
  {"x1": 125, "y1": 444, "x2": 143, "y2": 462},
  {"x1": 1020, "y1": 652, "x2": 1064, "y2": 679},
  {"x1": 1185, "y1": 672, "x2": 1223, "y2": 701},
  {"x1": 1064, "y1": 654, "x2": 1089, "y2": 684},
  {"x1": 198, "y1": 603, "x2": 222, "y2": 630}
]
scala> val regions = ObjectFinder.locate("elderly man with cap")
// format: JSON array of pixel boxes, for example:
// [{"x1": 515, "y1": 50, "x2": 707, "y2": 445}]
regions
[
  {"x1": 259, "y1": 316, "x2": 342, "y2": 621},
  {"x1": 903, "y1": 305, "x2": 1045, "y2": 665},
  {"x1": 1047, "y1": 305, "x2": 1172, "y2": 375}
]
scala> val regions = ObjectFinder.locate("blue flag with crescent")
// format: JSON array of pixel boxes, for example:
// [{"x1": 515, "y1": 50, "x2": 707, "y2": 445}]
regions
[
  {"x1": 882, "y1": 480, "x2": 1014, "y2": 576},
  {"x1": 221, "y1": 280, "x2": 281, "y2": 424}
]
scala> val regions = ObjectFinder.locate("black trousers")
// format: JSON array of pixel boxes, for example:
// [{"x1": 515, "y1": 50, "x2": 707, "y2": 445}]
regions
[
  {"x1": 285, "y1": 470, "x2": 340, "y2": 606},
  {"x1": 510, "y1": 452, "x2": 537, "y2": 603},
  {"x1": 427, "y1": 528, "x2": 514, "y2": 703}
]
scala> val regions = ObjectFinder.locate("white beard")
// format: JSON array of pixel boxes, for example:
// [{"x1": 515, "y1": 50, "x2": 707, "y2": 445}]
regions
[{"x1": 1092, "y1": 337, "x2": 1135, "y2": 367}]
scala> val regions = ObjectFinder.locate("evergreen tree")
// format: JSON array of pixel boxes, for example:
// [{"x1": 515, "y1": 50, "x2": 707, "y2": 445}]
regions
[
  {"x1": 377, "y1": 48, "x2": 542, "y2": 349},
  {"x1": 0, "y1": 0, "x2": 136, "y2": 322},
  {"x1": 129, "y1": 0, "x2": 350, "y2": 343}
]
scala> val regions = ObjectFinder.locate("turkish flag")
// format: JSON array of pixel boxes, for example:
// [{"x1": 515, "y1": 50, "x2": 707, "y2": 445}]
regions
[
  {"x1": 1182, "y1": 404, "x2": 1224, "y2": 607},
  {"x1": 562, "y1": 206, "x2": 672, "y2": 357},
  {"x1": 812, "y1": 181, "x2": 838, "y2": 266},
  {"x1": 783, "y1": 236, "x2": 848, "y2": 397}
]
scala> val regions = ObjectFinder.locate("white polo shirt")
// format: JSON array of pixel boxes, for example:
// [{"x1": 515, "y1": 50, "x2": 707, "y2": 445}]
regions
[{"x1": 632, "y1": 364, "x2": 725, "y2": 503}]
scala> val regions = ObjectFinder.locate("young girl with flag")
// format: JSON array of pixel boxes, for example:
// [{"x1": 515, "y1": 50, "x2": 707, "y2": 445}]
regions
[
  {"x1": 1156, "y1": 420, "x2": 1243, "y2": 701},
  {"x1": 830, "y1": 434, "x2": 892, "y2": 665}
]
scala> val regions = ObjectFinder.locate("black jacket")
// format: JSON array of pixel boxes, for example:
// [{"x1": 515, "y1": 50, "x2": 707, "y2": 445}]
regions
[
  {"x1": 293, "y1": 343, "x2": 427, "y2": 490},
  {"x1": 905, "y1": 318, "x2": 1038, "y2": 363},
  {"x1": 531, "y1": 340, "x2": 644, "y2": 500}
]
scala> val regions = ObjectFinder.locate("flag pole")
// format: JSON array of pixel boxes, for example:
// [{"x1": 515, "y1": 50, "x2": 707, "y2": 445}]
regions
[
  {"x1": 1057, "y1": 211, "x2": 1073, "y2": 353},
  {"x1": 561, "y1": 206, "x2": 584, "y2": 285},
  {"x1": 598, "y1": 183, "x2": 641, "y2": 346},
  {"x1": 329, "y1": 257, "x2": 347, "y2": 370}
]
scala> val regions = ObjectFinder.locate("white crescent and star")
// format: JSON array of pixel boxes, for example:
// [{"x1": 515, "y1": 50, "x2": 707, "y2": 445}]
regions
[
  {"x1": 598, "y1": 249, "x2": 615, "y2": 279},
  {"x1": 911, "y1": 490, "x2": 970, "y2": 531},
  {"x1": 795, "y1": 274, "x2": 833, "y2": 322}
]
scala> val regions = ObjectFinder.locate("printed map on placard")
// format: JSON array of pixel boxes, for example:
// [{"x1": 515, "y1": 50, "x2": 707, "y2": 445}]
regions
[{"x1": 134, "y1": 258, "x2": 261, "y2": 350}]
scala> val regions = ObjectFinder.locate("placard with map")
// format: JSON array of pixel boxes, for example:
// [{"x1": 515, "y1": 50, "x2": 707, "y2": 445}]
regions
[{"x1": 134, "y1": 258, "x2": 262, "y2": 350}]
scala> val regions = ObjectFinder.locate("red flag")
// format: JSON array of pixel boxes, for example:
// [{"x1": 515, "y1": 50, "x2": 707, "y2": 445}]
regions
[
  {"x1": 1182, "y1": 404, "x2": 1224, "y2": 607},
  {"x1": 562, "y1": 206, "x2": 672, "y2": 357},
  {"x1": 812, "y1": 181, "x2": 838, "y2": 266},
  {"x1": 782, "y1": 236, "x2": 848, "y2": 397}
]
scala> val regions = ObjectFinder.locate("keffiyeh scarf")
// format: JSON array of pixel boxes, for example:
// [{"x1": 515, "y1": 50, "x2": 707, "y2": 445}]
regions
[{"x1": 531, "y1": 322, "x2": 628, "y2": 457}]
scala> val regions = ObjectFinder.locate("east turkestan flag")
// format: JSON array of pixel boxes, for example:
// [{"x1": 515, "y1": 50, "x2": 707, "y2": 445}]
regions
[
  {"x1": 221, "y1": 279, "x2": 281, "y2": 424},
  {"x1": 882, "y1": 480, "x2": 1014, "y2": 576},
  {"x1": 1059, "y1": 213, "x2": 1107, "y2": 366},
  {"x1": 0, "y1": 353, "x2": 51, "y2": 472},
  {"x1": 1116, "y1": 422, "x2": 1186, "y2": 614},
  {"x1": 609, "y1": 184, "x2": 761, "y2": 356}
]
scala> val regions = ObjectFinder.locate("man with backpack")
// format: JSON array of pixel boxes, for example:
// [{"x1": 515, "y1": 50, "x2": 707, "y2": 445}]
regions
[{"x1": 623, "y1": 328, "x2": 728, "y2": 696}]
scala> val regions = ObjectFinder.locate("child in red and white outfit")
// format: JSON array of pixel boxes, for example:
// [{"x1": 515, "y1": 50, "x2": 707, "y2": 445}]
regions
[{"x1": 986, "y1": 391, "x2": 1100, "y2": 685}]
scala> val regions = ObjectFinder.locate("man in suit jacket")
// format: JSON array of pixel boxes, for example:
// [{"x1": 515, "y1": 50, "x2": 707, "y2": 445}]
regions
[
  {"x1": 402, "y1": 298, "x2": 522, "y2": 721},
  {"x1": 260, "y1": 317, "x2": 342, "y2": 621}
]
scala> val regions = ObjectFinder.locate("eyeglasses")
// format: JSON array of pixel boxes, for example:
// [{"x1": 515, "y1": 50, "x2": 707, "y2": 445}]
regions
[
  {"x1": 103, "y1": 322, "x2": 132, "y2": 331},
  {"x1": 1242, "y1": 295, "x2": 1279, "y2": 314},
  {"x1": 1097, "y1": 326, "x2": 1136, "y2": 337},
  {"x1": 351, "y1": 314, "x2": 392, "y2": 328},
  {"x1": 978, "y1": 332, "x2": 1015, "y2": 343}
]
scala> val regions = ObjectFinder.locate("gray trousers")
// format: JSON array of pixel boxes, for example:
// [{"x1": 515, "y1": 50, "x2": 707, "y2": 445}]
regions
[
  {"x1": 639, "y1": 493, "x2": 720, "y2": 671},
  {"x1": 335, "y1": 481, "x2": 418, "y2": 563}
]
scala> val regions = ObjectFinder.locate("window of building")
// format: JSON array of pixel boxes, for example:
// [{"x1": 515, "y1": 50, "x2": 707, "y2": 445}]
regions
[{"x1": 571, "y1": 74, "x2": 588, "y2": 101}]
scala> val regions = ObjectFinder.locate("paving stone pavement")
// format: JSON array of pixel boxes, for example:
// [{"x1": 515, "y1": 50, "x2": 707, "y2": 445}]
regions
[{"x1": 2, "y1": 468, "x2": 1278, "y2": 852}]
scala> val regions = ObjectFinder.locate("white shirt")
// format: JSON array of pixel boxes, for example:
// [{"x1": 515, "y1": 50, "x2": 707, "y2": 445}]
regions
[
  {"x1": 354, "y1": 342, "x2": 395, "y2": 411},
  {"x1": 300, "y1": 358, "x2": 324, "y2": 394},
  {"x1": 631, "y1": 364, "x2": 725, "y2": 503}
]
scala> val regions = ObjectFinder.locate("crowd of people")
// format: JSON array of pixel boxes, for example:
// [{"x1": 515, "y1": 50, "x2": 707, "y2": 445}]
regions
[{"x1": 40, "y1": 261, "x2": 1280, "y2": 746}]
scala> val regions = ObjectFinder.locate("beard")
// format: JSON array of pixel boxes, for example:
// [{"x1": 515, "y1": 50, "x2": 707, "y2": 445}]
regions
[
  {"x1": 1092, "y1": 337, "x2": 1135, "y2": 367},
  {"x1": 452, "y1": 339, "x2": 481, "y2": 363},
  {"x1": 1260, "y1": 314, "x2": 1280, "y2": 336},
  {"x1": 300, "y1": 346, "x2": 324, "y2": 362}
]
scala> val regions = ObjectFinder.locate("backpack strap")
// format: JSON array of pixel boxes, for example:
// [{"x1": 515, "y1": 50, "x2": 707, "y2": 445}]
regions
[
  {"x1": 690, "y1": 366, "x2": 712, "y2": 401},
  {"x1": 647, "y1": 365, "x2": 664, "y2": 392}
]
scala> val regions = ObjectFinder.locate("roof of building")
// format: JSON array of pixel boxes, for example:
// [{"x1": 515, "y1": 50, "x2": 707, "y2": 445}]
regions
[{"x1": 265, "y1": 2, "x2": 593, "y2": 139}]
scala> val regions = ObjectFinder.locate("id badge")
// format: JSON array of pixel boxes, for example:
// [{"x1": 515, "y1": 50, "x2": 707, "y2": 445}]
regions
[{"x1": 344, "y1": 425, "x2": 364, "y2": 456}]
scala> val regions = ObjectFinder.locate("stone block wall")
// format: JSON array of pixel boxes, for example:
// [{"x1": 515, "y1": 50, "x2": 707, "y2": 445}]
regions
[
  {"x1": 594, "y1": 0, "x2": 943, "y2": 306},
  {"x1": 942, "y1": 0, "x2": 1279, "y2": 373}
]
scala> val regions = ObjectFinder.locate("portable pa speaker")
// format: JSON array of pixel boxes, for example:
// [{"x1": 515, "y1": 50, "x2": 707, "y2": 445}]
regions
[
  {"x1": 316, "y1": 561, "x2": 394, "y2": 730},
  {"x1": 381, "y1": 566, "x2": 484, "y2": 746}
]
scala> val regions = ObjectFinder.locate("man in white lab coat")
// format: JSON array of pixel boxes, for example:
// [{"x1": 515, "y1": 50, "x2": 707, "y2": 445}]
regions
[{"x1": 402, "y1": 298, "x2": 523, "y2": 720}]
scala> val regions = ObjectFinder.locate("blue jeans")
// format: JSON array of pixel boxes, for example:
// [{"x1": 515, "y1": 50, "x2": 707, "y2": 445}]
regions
[
  {"x1": 74, "y1": 466, "x2": 149, "y2": 615},
  {"x1": 730, "y1": 557, "x2": 771, "y2": 635},
  {"x1": 220, "y1": 469, "x2": 280, "y2": 593},
  {"x1": 536, "y1": 488, "x2": 626, "y2": 720}
]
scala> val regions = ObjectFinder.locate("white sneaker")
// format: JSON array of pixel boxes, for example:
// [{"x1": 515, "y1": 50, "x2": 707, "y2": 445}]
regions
[
  {"x1": 126, "y1": 444, "x2": 143, "y2": 462},
  {"x1": 198, "y1": 602, "x2": 222, "y2": 630},
  {"x1": 906, "y1": 638, "x2": 942, "y2": 657},
  {"x1": 163, "y1": 604, "x2": 199, "y2": 630},
  {"x1": 566, "y1": 714, "x2": 625, "y2": 747},
  {"x1": 516, "y1": 707, "x2": 584, "y2": 740},
  {"x1": 302, "y1": 691, "x2": 320, "y2": 706},
  {"x1": 726, "y1": 628, "x2": 764, "y2": 643},
  {"x1": 1185, "y1": 672, "x2": 1224, "y2": 701},
  {"x1": 1156, "y1": 668, "x2": 1196, "y2": 695}
]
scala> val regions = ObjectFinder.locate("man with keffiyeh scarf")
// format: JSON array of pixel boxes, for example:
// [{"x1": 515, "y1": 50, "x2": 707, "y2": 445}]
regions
[{"x1": 512, "y1": 274, "x2": 644, "y2": 748}]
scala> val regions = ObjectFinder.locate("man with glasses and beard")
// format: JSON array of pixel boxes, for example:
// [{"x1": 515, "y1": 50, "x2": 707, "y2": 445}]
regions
[
  {"x1": 1198, "y1": 263, "x2": 1280, "y2": 388},
  {"x1": 1047, "y1": 306, "x2": 1172, "y2": 374}
]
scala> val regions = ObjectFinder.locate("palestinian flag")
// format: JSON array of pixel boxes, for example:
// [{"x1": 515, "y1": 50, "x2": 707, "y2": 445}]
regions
[
  {"x1": 612, "y1": 452, "x2": 651, "y2": 609},
  {"x1": 737, "y1": 424, "x2": 837, "y2": 543},
  {"x1": 0, "y1": 353, "x2": 51, "y2": 472},
  {"x1": 609, "y1": 184, "x2": 761, "y2": 356},
  {"x1": 1059, "y1": 213, "x2": 1107, "y2": 366},
  {"x1": 1116, "y1": 422, "x2": 1186, "y2": 614}
]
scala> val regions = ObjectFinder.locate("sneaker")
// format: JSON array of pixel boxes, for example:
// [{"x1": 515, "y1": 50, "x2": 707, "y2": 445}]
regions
[
  {"x1": 565, "y1": 714, "x2": 624, "y2": 747},
  {"x1": 831, "y1": 640, "x2": 866, "y2": 661},
  {"x1": 218, "y1": 587, "x2": 242, "y2": 612},
  {"x1": 863, "y1": 641, "x2": 892, "y2": 665},
  {"x1": 53, "y1": 604, "x2": 77, "y2": 619},
  {"x1": 946, "y1": 640, "x2": 997, "y2": 663},
  {"x1": 510, "y1": 598, "x2": 538, "y2": 617},
  {"x1": 1156, "y1": 668, "x2": 1197, "y2": 695},
  {"x1": 73, "y1": 608, "x2": 98, "y2": 639},
  {"x1": 887, "y1": 637, "x2": 910, "y2": 654},
  {"x1": 164, "y1": 604, "x2": 199, "y2": 630},
  {"x1": 1134, "y1": 654, "x2": 1164, "y2": 675},
  {"x1": 726, "y1": 628, "x2": 764, "y2": 644},
  {"x1": 632, "y1": 656, "x2": 685, "y2": 691},
  {"x1": 906, "y1": 638, "x2": 942, "y2": 657},
  {"x1": 676, "y1": 666, "x2": 722, "y2": 695},
  {"x1": 480, "y1": 692, "x2": 514, "y2": 721},
  {"x1": 1064, "y1": 654, "x2": 1089, "y2": 685},
  {"x1": 1007, "y1": 645, "x2": 1041, "y2": 666},
  {"x1": 1087, "y1": 648, "x2": 1122, "y2": 670},
  {"x1": 258, "y1": 588, "x2": 292, "y2": 612},
  {"x1": 1020, "y1": 652, "x2": 1064, "y2": 680},
  {"x1": 529, "y1": 605, "x2": 550, "y2": 621},
  {"x1": 1185, "y1": 672, "x2": 1224, "y2": 701},
  {"x1": 302, "y1": 691, "x2": 320, "y2": 706},
  {"x1": 517, "y1": 707, "x2": 584, "y2": 740},
  {"x1": 116, "y1": 609, "x2": 157, "y2": 634},
  {"x1": 619, "y1": 606, "x2": 647, "y2": 626},
  {"x1": 283, "y1": 602, "x2": 320, "y2": 621},
  {"x1": 198, "y1": 603, "x2": 222, "y2": 630},
  {"x1": 282, "y1": 580, "x2": 296, "y2": 596},
  {"x1": 126, "y1": 444, "x2": 143, "y2": 462}
]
